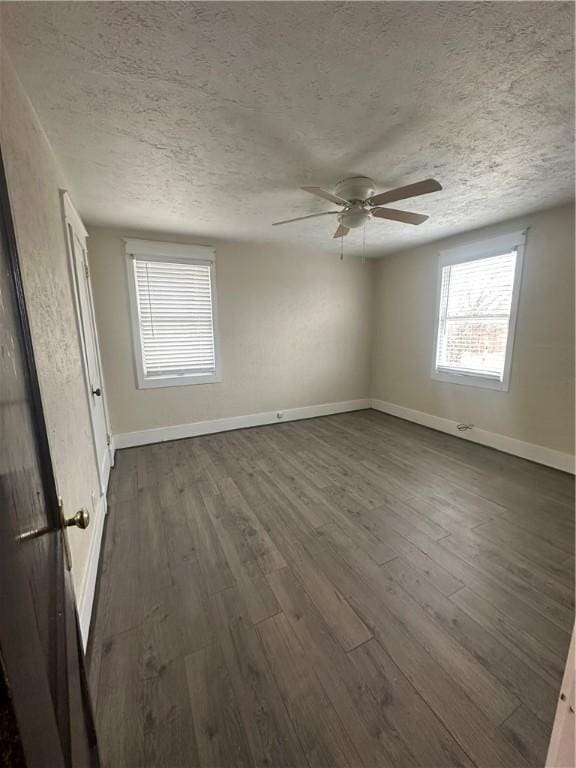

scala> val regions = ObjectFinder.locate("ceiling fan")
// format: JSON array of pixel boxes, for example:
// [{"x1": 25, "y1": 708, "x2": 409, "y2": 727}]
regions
[{"x1": 272, "y1": 176, "x2": 442, "y2": 238}]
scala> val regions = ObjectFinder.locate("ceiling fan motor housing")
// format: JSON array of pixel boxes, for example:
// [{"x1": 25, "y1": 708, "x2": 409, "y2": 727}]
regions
[{"x1": 334, "y1": 176, "x2": 376, "y2": 203}]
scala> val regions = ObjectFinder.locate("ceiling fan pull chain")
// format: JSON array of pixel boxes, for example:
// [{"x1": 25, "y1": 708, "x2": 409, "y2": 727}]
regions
[
  {"x1": 362, "y1": 223, "x2": 366, "y2": 264},
  {"x1": 340, "y1": 234, "x2": 344, "y2": 261}
]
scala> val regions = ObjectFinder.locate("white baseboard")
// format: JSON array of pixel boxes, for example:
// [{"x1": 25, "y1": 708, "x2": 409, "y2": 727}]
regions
[
  {"x1": 78, "y1": 491, "x2": 107, "y2": 650},
  {"x1": 371, "y1": 399, "x2": 575, "y2": 474},
  {"x1": 114, "y1": 399, "x2": 371, "y2": 450},
  {"x1": 113, "y1": 395, "x2": 574, "y2": 471}
]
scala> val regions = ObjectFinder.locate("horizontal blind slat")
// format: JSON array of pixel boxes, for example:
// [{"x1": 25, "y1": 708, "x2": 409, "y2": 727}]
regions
[{"x1": 134, "y1": 258, "x2": 216, "y2": 376}]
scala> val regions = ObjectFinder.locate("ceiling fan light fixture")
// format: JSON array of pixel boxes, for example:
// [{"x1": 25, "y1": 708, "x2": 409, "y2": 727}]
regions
[
  {"x1": 338, "y1": 206, "x2": 371, "y2": 229},
  {"x1": 273, "y1": 176, "x2": 442, "y2": 236}
]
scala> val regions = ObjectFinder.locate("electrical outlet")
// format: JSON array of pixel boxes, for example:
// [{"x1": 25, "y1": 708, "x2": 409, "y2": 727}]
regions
[{"x1": 276, "y1": 411, "x2": 284, "y2": 419}]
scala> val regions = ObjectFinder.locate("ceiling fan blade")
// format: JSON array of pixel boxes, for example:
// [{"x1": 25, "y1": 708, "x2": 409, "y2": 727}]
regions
[
  {"x1": 272, "y1": 211, "x2": 338, "y2": 226},
  {"x1": 333, "y1": 224, "x2": 351, "y2": 239},
  {"x1": 371, "y1": 207, "x2": 429, "y2": 225},
  {"x1": 368, "y1": 178, "x2": 442, "y2": 207},
  {"x1": 301, "y1": 186, "x2": 349, "y2": 206}
]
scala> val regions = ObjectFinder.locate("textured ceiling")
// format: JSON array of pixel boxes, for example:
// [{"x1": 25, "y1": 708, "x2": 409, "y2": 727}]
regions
[{"x1": 2, "y1": 2, "x2": 574, "y2": 256}]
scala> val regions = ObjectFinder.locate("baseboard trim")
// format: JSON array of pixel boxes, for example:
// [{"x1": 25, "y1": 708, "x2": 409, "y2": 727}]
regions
[
  {"x1": 371, "y1": 399, "x2": 575, "y2": 474},
  {"x1": 113, "y1": 395, "x2": 574, "y2": 471},
  {"x1": 78, "y1": 491, "x2": 107, "y2": 650},
  {"x1": 113, "y1": 399, "x2": 371, "y2": 450}
]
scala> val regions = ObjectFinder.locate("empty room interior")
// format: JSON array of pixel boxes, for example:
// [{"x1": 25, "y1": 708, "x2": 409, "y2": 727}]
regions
[{"x1": 1, "y1": 2, "x2": 575, "y2": 767}]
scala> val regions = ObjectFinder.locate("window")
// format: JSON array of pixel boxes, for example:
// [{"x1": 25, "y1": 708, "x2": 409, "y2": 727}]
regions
[
  {"x1": 432, "y1": 230, "x2": 526, "y2": 391},
  {"x1": 125, "y1": 239, "x2": 221, "y2": 388}
]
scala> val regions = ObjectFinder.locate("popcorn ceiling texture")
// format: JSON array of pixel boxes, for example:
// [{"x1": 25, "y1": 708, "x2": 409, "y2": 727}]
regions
[{"x1": 3, "y1": 2, "x2": 574, "y2": 256}]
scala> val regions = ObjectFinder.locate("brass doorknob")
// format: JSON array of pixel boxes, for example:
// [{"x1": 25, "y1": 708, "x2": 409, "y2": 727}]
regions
[{"x1": 65, "y1": 508, "x2": 90, "y2": 530}]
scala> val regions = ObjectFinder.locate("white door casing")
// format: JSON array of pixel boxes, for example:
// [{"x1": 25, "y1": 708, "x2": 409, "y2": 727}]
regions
[
  {"x1": 62, "y1": 191, "x2": 113, "y2": 495},
  {"x1": 546, "y1": 626, "x2": 575, "y2": 768}
]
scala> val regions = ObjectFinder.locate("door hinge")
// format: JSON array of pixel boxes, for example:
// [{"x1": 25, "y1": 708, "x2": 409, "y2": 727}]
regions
[
  {"x1": 106, "y1": 433, "x2": 111, "y2": 447},
  {"x1": 83, "y1": 259, "x2": 90, "y2": 280}
]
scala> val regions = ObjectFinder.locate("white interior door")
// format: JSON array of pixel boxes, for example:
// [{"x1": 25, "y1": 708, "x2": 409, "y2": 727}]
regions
[{"x1": 62, "y1": 192, "x2": 112, "y2": 495}]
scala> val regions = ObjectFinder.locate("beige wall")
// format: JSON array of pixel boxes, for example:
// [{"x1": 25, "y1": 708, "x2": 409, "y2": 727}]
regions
[
  {"x1": 2, "y1": 23, "x2": 573, "y2": 629},
  {"x1": 87, "y1": 228, "x2": 373, "y2": 435},
  {"x1": 1, "y1": 49, "x2": 101, "y2": 595},
  {"x1": 370, "y1": 204, "x2": 575, "y2": 455}
]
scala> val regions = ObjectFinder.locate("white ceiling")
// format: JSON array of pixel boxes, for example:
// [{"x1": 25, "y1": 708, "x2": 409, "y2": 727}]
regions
[{"x1": 3, "y1": 2, "x2": 574, "y2": 256}]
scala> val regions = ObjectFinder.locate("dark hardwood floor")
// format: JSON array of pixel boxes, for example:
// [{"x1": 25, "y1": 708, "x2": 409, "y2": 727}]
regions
[{"x1": 88, "y1": 410, "x2": 575, "y2": 768}]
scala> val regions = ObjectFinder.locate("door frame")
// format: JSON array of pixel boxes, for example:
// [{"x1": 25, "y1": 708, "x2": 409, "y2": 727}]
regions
[
  {"x1": 546, "y1": 625, "x2": 575, "y2": 767},
  {"x1": 61, "y1": 191, "x2": 114, "y2": 496},
  {"x1": 0, "y1": 149, "x2": 100, "y2": 766}
]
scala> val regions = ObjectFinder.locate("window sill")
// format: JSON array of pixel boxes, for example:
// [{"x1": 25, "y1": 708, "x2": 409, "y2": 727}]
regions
[
  {"x1": 137, "y1": 372, "x2": 222, "y2": 390},
  {"x1": 431, "y1": 369, "x2": 509, "y2": 392}
]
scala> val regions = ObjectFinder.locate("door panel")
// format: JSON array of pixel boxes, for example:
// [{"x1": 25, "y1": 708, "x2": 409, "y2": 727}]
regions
[
  {"x1": 0, "y1": 149, "x2": 99, "y2": 766},
  {"x1": 65, "y1": 568, "x2": 98, "y2": 767},
  {"x1": 63, "y1": 197, "x2": 110, "y2": 495}
]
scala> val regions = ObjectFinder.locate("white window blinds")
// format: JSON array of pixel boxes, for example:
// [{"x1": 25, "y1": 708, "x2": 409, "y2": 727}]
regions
[
  {"x1": 133, "y1": 258, "x2": 216, "y2": 379},
  {"x1": 435, "y1": 250, "x2": 518, "y2": 381}
]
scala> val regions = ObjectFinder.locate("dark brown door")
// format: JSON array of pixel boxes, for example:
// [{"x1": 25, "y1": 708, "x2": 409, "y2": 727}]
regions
[{"x1": 0, "y1": 149, "x2": 100, "y2": 767}]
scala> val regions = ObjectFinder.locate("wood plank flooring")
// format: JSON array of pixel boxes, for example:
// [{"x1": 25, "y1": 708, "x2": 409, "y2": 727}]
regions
[{"x1": 88, "y1": 410, "x2": 575, "y2": 768}]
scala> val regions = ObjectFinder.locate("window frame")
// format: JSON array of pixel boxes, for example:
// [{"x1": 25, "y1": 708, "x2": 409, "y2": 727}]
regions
[
  {"x1": 125, "y1": 238, "x2": 222, "y2": 389},
  {"x1": 431, "y1": 230, "x2": 527, "y2": 392}
]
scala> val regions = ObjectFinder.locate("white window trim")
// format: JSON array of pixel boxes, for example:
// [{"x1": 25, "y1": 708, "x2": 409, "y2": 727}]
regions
[
  {"x1": 431, "y1": 229, "x2": 527, "y2": 392},
  {"x1": 125, "y1": 238, "x2": 222, "y2": 389}
]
